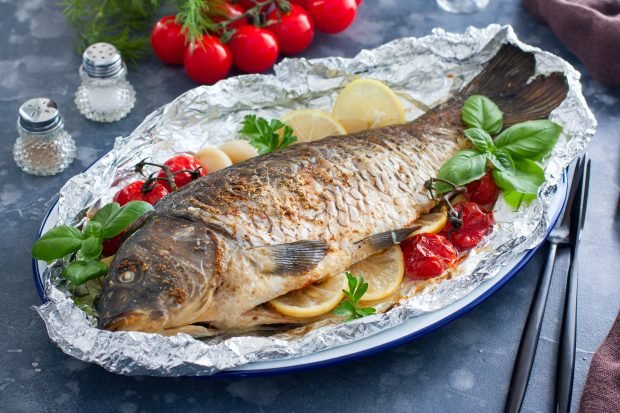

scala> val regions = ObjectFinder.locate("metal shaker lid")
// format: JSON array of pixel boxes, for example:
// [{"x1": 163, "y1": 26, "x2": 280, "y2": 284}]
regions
[
  {"x1": 18, "y1": 98, "x2": 63, "y2": 134},
  {"x1": 82, "y1": 42, "x2": 124, "y2": 78}
]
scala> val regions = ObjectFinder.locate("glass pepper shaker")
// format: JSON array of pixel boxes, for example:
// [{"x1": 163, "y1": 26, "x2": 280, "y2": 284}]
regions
[
  {"x1": 13, "y1": 98, "x2": 76, "y2": 176},
  {"x1": 75, "y1": 42, "x2": 136, "y2": 122}
]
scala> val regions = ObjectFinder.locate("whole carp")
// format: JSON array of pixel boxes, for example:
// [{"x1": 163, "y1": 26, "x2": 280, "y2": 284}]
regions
[{"x1": 97, "y1": 45, "x2": 568, "y2": 336}]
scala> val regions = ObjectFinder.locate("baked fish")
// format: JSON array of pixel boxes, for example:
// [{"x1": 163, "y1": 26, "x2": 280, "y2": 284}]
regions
[{"x1": 97, "y1": 45, "x2": 568, "y2": 336}]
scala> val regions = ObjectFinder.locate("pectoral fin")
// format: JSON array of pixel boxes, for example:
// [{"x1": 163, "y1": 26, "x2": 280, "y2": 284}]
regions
[
  {"x1": 250, "y1": 240, "x2": 328, "y2": 275},
  {"x1": 355, "y1": 227, "x2": 420, "y2": 250}
]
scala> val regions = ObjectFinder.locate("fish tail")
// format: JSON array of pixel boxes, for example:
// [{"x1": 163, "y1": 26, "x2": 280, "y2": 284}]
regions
[{"x1": 461, "y1": 44, "x2": 569, "y2": 126}]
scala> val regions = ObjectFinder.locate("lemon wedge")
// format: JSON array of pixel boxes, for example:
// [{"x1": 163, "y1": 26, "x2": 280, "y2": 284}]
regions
[
  {"x1": 411, "y1": 212, "x2": 448, "y2": 236},
  {"x1": 280, "y1": 109, "x2": 346, "y2": 143},
  {"x1": 332, "y1": 78, "x2": 406, "y2": 133},
  {"x1": 269, "y1": 273, "x2": 347, "y2": 318},
  {"x1": 348, "y1": 245, "x2": 404, "y2": 302}
]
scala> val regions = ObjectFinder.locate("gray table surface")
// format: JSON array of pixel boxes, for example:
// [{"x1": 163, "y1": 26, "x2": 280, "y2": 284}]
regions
[{"x1": 1, "y1": 0, "x2": 618, "y2": 412}]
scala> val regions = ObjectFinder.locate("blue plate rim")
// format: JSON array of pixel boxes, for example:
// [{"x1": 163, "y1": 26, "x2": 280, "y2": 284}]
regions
[{"x1": 32, "y1": 164, "x2": 567, "y2": 378}]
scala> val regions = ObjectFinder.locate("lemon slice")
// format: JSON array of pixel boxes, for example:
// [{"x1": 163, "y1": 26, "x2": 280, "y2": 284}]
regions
[
  {"x1": 348, "y1": 245, "x2": 404, "y2": 302},
  {"x1": 332, "y1": 78, "x2": 406, "y2": 133},
  {"x1": 411, "y1": 212, "x2": 448, "y2": 236},
  {"x1": 280, "y1": 109, "x2": 346, "y2": 143},
  {"x1": 269, "y1": 273, "x2": 347, "y2": 318}
]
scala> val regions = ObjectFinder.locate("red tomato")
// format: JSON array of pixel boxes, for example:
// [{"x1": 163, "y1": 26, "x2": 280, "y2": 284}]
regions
[
  {"x1": 229, "y1": 25, "x2": 279, "y2": 73},
  {"x1": 156, "y1": 154, "x2": 206, "y2": 191},
  {"x1": 266, "y1": 5, "x2": 314, "y2": 55},
  {"x1": 113, "y1": 180, "x2": 169, "y2": 206},
  {"x1": 102, "y1": 232, "x2": 124, "y2": 257},
  {"x1": 211, "y1": 2, "x2": 246, "y2": 32},
  {"x1": 401, "y1": 234, "x2": 458, "y2": 280},
  {"x1": 184, "y1": 35, "x2": 232, "y2": 84},
  {"x1": 465, "y1": 170, "x2": 500, "y2": 206},
  {"x1": 356, "y1": 0, "x2": 362, "y2": 4},
  {"x1": 441, "y1": 202, "x2": 494, "y2": 251},
  {"x1": 306, "y1": 0, "x2": 357, "y2": 34},
  {"x1": 151, "y1": 16, "x2": 186, "y2": 65},
  {"x1": 289, "y1": 0, "x2": 308, "y2": 5}
]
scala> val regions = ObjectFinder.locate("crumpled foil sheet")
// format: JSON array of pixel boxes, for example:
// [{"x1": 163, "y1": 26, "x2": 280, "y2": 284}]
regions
[{"x1": 36, "y1": 25, "x2": 596, "y2": 376}]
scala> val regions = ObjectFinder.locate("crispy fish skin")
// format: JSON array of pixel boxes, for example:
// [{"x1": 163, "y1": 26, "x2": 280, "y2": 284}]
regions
[{"x1": 97, "y1": 45, "x2": 568, "y2": 336}]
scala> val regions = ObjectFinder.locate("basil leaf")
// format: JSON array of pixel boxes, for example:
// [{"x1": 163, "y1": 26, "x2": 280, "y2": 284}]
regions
[
  {"x1": 502, "y1": 190, "x2": 538, "y2": 210},
  {"x1": 465, "y1": 128, "x2": 494, "y2": 152},
  {"x1": 492, "y1": 158, "x2": 545, "y2": 195},
  {"x1": 83, "y1": 220, "x2": 103, "y2": 239},
  {"x1": 461, "y1": 95, "x2": 503, "y2": 134},
  {"x1": 91, "y1": 202, "x2": 121, "y2": 228},
  {"x1": 80, "y1": 236, "x2": 103, "y2": 261},
  {"x1": 61, "y1": 260, "x2": 108, "y2": 286},
  {"x1": 100, "y1": 201, "x2": 153, "y2": 239},
  {"x1": 32, "y1": 226, "x2": 84, "y2": 262},
  {"x1": 436, "y1": 150, "x2": 488, "y2": 193},
  {"x1": 488, "y1": 148, "x2": 515, "y2": 174},
  {"x1": 494, "y1": 120, "x2": 563, "y2": 161}
]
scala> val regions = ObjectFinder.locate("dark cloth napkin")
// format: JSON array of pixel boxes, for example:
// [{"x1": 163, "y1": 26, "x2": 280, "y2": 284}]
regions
[
  {"x1": 523, "y1": 0, "x2": 620, "y2": 87},
  {"x1": 579, "y1": 313, "x2": 620, "y2": 413}
]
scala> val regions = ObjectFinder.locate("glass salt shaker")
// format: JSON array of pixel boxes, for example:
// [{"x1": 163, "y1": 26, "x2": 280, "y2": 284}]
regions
[
  {"x1": 75, "y1": 42, "x2": 136, "y2": 122},
  {"x1": 13, "y1": 98, "x2": 76, "y2": 176}
]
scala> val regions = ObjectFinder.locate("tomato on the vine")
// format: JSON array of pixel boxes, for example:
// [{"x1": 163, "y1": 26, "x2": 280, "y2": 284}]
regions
[
  {"x1": 113, "y1": 180, "x2": 169, "y2": 207},
  {"x1": 306, "y1": 0, "x2": 357, "y2": 34},
  {"x1": 401, "y1": 233, "x2": 458, "y2": 280},
  {"x1": 151, "y1": 16, "x2": 186, "y2": 65},
  {"x1": 211, "y1": 1, "x2": 246, "y2": 32},
  {"x1": 441, "y1": 202, "x2": 494, "y2": 251},
  {"x1": 102, "y1": 232, "x2": 124, "y2": 257},
  {"x1": 289, "y1": 0, "x2": 308, "y2": 5},
  {"x1": 465, "y1": 170, "x2": 500, "y2": 206},
  {"x1": 236, "y1": 0, "x2": 271, "y2": 13},
  {"x1": 266, "y1": 5, "x2": 314, "y2": 55},
  {"x1": 156, "y1": 154, "x2": 206, "y2": 191},
  {"x1": 184, "y1": 35, "x2": 232, "y2": 84},
  {"x1": 229, "y1": 25, "x2": 279, "y2": 73}
]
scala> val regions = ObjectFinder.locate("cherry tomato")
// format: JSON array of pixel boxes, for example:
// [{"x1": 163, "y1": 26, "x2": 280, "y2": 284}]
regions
[
  {"x1": 266, "y1": 5, "x2": 314, "y2": 55},
  {"x1": 113, "y1": 180, "x2": 169, "y2": 207},
  {"x1": 151, "y1": 16, "x2": 186, "y2": 65},
  {"x1": 465, "y1": 170, "x2": 500, "y2": 206},
  {"x1": 102, "y1": 232, "x2": 124, "y2": 257},
  {"x1": 211, "y1": 2, "x2": 246, "y2": 33},
  {"x1": 289, "y1": 0, "x2": 308, "y2": 6},
  {"x1": 401, "y1": 234, "x2": 458, "y2": 280},
  {"x1": 306, "y1": 0, "x2": 357, "y2": 34},
  {"x1": 156, "y1": 154, "x2": 206, "y2": 192},
  {"x1": 229, "y1": 25, "x2": 279, "y2": 73},
  {"x1": 184, "y1": 35, "x2": 233, "y2": 84},
  {"x1": 441, "y1": 202, "x2": 494, "y2": 251},
  {"x1": 236, "y1": 0, "x2": 271, "y2": 14}
]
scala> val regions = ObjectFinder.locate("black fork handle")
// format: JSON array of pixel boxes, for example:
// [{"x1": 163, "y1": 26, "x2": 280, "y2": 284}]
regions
[{"x1": 505, "y1": 242, "x2": 558, "y2": 413}]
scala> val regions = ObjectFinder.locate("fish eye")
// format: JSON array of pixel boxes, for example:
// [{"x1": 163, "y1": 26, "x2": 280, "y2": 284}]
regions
[{"x1": 118, "y1": 270, "x2": 135, "y2": 283}]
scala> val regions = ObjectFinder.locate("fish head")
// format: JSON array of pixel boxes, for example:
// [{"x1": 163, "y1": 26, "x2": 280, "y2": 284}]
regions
[{"x1": 97, "y1": 214, "x2": 219, "y2": 334}]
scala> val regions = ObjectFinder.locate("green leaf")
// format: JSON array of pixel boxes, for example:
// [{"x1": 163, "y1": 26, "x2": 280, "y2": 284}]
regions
[
  {"x1": 355, "y1": 279, "x2": 368, "y2": 301},
  {"x1": 492, "y1": 158, "x2": 545, "y2": 195},
  {"x1": 436, "y1": 150, "x2": 488, "y2": 193},
  {"x1": 461, "y1": 95, "x2": 503, "y2": 134},
  {"x1": 332, "y1": 304, "x2": 353, "y2": 318},
  {"x1": 80, "y1": 236, "x2": 103, "y2": 261},
  {"x1": 346, "y1": 271, "x2": 357, "y2": 293},
  {"x1": 100, "y1": 201, "x2": 153, "y2": 239},
  {"x1": 61, "y1": 260, "x2": 108, "y2": 286},
  {"x1": 502, "y1": 190, "x2": 537, "y2": 211},
  {"x1": 494, "y1": 120, "x2": 563, "y2": 161},
  {"x1": 91, "y1": 202, "x2": 121, "y2": 228},
  {"x1": 488, "y1": 148, "x2": 515, "y2": 174},
  {"x1": 464, "y1": 128, "x2": 494, "y2": 153},
  {"x1": 83, "y1": 220, "x2": 103, "y2": 239},
  {"x1": 32, "y1": 226, "x2": 84, "y2": 262},
  {"x1": 239, "y1": 114, "x2": 298, "y2": 155}
]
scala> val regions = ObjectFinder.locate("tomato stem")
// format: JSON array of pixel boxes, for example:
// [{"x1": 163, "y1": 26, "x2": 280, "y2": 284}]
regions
[{"x1": 424, "y1": 178, "x2": 465, "y2": 230}]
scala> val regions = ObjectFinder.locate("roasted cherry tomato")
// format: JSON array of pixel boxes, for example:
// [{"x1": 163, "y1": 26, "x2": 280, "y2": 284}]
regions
[
  {"x1": 266, "y1": 5, "x2": 314, "y2": 55},
  {"x1": 113, "y1": 180, "x2": 169, "y2": 206},
  {"x1": 465, "y1": 170, "x2": 500, "y2": 206},
  {"x1": 306, "y1": 0, "x2": 357, "y2": 34},
  {"x1": 401, "y1": 233, "x2": 458, "y2": 280},
  {"x1": 151, "y1": 16, "x2": 186, "y2": 65},
  {"x1": 102, "y1": 232, "x2": 124, "y2": 257},
  {"x1": 229, "y1": 25, "x2": 279, "y2": 73},
  {"x1": 156, "y1": 154, "x2": 206, "y2": 191},
  {"x1": 441, "y1": 202, "x2": 494, "y2": 251},
  {"x1": 184, "y1": 35, "x2": 233, "y2": 84},
  {"x1": 211, "y1": 1, "x2": 246, "y2": 33}
]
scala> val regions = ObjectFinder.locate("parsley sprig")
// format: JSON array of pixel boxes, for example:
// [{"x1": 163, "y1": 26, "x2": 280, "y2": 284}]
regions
[
  {"x1": 239, "y1": 115, "x2": 298, "y2": 155},
  {"x1": 332, "y1": 272, "x2": 377, "y2": 321}
]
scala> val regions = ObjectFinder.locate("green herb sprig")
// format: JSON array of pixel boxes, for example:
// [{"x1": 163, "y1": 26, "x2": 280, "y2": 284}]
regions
[
  {"x1": 32, "y1": 201, "x2": 153, "y2": 285},
  {"x1": 435, "y1": 95, "x2": 563, "y2": 209},
  {"x1": 332, "y1": 272, "x2": 377, "y2": 321},
  {"x1": 239, "y1": 114, "x2": 298, "y2": 155}
]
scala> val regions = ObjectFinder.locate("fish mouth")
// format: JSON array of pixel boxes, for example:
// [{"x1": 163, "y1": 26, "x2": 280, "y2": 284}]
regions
[{"x1": 99, "y1": 310, "x2": 166, "y2": 333}]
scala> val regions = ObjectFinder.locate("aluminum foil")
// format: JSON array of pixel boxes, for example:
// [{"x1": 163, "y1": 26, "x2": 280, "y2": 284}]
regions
[{"x1": 36, "y1": 25, "x2": 596, "y2": 376}]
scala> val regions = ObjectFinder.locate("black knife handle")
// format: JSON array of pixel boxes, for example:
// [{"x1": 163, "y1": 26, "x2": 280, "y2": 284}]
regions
[{"x1": 505, "y1": 242, "x2": 558, "y2": 413}]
